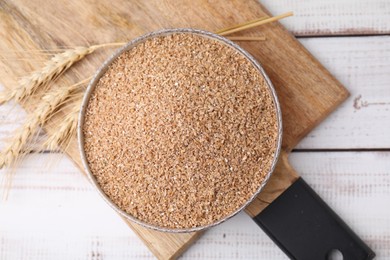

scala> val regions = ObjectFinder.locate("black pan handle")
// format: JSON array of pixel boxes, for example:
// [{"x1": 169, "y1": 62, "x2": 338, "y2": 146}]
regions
[{"x1": 253, "y1": 177, "x2": 375, "y2": 260}]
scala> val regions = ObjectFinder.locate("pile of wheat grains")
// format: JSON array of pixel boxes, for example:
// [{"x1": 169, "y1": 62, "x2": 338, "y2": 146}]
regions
[{"x1": 83, "y1": 32, "x2": 279, "y2": 229}]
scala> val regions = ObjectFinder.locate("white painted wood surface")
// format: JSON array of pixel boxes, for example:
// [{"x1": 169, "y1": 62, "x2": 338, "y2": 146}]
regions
[
  {"x1": 297, "y1": 36, "x2": 390, "y2": 149},
  {"x1": 1, "y1": 1, "x2": 390, "y2": 259},
  {"x1": 1, "y1": 152, "x2": 389, "y2": 259},
  {"x1": 261, "y1": 0, "x2": 390, "y2": 35}
]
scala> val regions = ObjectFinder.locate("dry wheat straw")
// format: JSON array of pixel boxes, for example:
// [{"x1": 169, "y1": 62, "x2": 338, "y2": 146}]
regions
[
  {"x1": 44, "y1": 96, "x2": 83, "y2": 152},
  {"x1": 0, "y1": 43, "x2": 124, "y2": 105},
  {"x1": 215, "y1": 16, "x2": 269, "y2": 34},
  {"x1": 0, "y1": 80, "x2": 86, "y2": 169},
  {"x1": 226, "y1": 36, "x2": 266, "y2": 41},
  {"x1": 218, "y1": 12, "x2": 293, "y2": 36}
]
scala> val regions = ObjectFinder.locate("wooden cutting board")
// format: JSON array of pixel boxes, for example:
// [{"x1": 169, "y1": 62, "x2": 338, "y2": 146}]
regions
[{"x1": 0, "y1": 0, "x2": 348, "y2": 259}]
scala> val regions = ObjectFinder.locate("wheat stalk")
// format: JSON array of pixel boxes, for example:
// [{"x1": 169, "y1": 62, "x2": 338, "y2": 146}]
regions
[
  {"x1": 0, "y1": 43, "x2": 124, "y2": 105},
  {"x1": 0, "y1": 79, "x2": 87, "y2": 169},
  {"x1": 226, "y1": 36, "x2": 266, "y2": 41},
  {"x1": 44, "y1": 96, "x2": 83, "y2": 152},
  {"x1": 0, "y1": 47, "x2": 91, "y2": 105},
  {"x1": 217, "y1": 12, "x2": 293, "y2": 36},
  {"x1": 215, "y1": 16, "x2": 269, "y2": 34}
]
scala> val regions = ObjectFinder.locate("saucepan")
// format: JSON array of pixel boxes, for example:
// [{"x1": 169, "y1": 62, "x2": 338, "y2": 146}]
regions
[{"x1": 78, "y1": 29, "x2": 374, "y2": 259}]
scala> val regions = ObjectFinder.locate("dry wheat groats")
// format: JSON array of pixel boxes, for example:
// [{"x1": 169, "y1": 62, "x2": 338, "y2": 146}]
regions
[{"x1": 82, "y1": 31, "x2": 279, "y2": 230}]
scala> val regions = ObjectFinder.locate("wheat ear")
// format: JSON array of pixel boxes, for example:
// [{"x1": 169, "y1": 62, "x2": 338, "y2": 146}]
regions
[
  {"x1": 0, "y1": 43, "x2": 125, "y2": 105},
  {"x1": 44, "y1": 95, "x2": 83, "y2": 152},
  {"x1": 0, "y1": 80, "x2": 86, "y2": 169}
]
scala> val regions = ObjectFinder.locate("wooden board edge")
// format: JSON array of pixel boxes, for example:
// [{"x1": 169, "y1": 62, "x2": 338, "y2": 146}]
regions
[
  {"x1": 244, "y1": 150, "x2": 299, "y2": 217},
  {"x1": 168, "y1": 232, "x2": 204, "y2": 260},
  {"x1": 290, "y1": 88, "x2": 350, "y2": 151},
  {"x1": 124, "y1": 216, "x2": 204, "y2": 260},
  {"x1": 244, "y1": 84, "x2": 349, "y2": 217},
  {"x1": 255, "y1": 1, "x2": 351, "y2": 152}
]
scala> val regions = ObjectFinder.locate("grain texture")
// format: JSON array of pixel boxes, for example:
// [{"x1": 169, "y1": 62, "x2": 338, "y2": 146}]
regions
[{"x1": 83, "y1": 33, "x2": 279, "y2": 229}]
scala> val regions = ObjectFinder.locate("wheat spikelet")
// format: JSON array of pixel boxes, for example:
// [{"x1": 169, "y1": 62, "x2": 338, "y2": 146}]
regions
[
  {"x1": 44, "y1": 96, "x2": 83, "y2": 152},
  {"x1": 0, "y1": 80, "x2": 85, "y2": 169},
  {"x1": 0, "y1": 47, "x2": 91, "y2": 105},
  {"x1": 0, "y1": 43, "x2": 125, "y2": 105}
]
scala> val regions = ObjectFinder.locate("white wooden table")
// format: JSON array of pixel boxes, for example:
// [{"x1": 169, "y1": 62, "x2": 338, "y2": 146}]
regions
[{"x1": 0, "y1": 1, "x2": 389, "y2": 259}]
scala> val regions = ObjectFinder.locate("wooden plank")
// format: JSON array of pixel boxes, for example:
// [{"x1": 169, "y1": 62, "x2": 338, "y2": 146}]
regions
[
  {"x1": 1, "y1": 152, "x2": 389, "y2": 259},
  {"x1": 0, "y1": 0, "x2": 348, "y2": 258},
  {"x1": 297, "y1": 36, "x2": 390, "y2": 149},
  {"x1": 260, "y1": 0, "x2": 390, "y2": 36}
]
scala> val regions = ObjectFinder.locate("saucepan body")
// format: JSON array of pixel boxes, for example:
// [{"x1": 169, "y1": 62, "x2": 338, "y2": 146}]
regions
[{"x1": 77, "y1": 28, "x2": 283, "y2": 233}]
